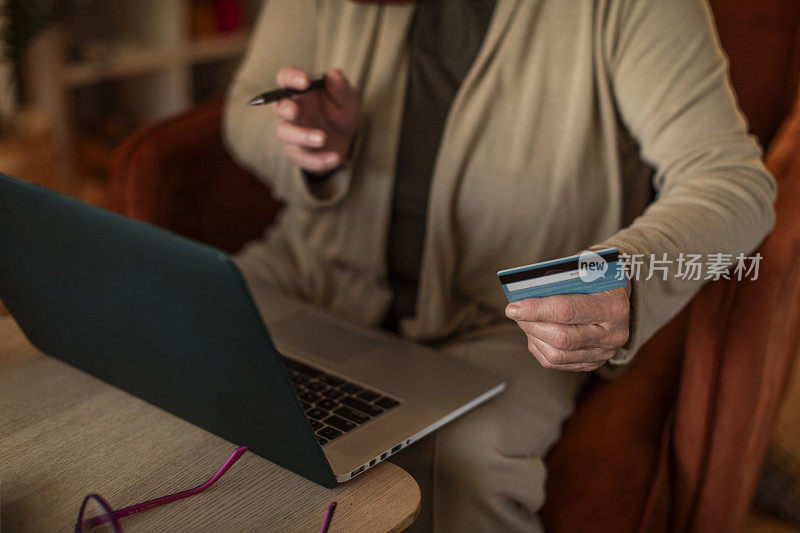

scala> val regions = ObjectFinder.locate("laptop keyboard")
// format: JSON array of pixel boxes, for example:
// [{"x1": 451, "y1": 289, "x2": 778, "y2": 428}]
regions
[{"x1": 281, "y1": 356, "x2": 401, "y2": 446}]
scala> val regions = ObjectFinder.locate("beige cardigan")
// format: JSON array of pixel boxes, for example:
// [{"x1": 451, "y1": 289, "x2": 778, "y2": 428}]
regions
[{"x1": 223, "y1": 0, "x2": 775, "y2": 364}]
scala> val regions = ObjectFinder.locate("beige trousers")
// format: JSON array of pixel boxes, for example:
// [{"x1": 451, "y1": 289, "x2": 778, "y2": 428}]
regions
[
  {"x1": 235, "y1": 242, "x2": 586, "y2": 532},
  {"x1": 393, "y1": 324, "x2": 586, "y2": 532}
]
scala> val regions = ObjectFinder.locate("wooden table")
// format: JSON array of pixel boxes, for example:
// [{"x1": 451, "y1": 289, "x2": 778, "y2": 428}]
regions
[{"x1": 0, "y1": 317, "x2": 420, "y2": 532}]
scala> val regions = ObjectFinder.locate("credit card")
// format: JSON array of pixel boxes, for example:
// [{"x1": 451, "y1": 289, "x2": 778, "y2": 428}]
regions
[{"x1": 497, "y1": 248, "x2": 626, "y2": 303}]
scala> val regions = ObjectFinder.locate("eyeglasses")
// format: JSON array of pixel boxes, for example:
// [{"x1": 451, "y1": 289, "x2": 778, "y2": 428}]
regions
[
  {"x1": 75, "y1": 446, "x2": 338, "y2": 532},
  {"x1": 75, "y1": 445, "x2": 248, "y2": 532}
]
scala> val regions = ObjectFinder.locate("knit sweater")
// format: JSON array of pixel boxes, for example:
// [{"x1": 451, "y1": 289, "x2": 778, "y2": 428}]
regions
[{"x1": 224, "y1": 0, "x2": 776, "y2": 364}]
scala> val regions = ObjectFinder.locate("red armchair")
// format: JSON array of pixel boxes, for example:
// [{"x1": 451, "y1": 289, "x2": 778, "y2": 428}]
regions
[{"x1": 111, "y1": 1, "x2": 800, "y2": 530}]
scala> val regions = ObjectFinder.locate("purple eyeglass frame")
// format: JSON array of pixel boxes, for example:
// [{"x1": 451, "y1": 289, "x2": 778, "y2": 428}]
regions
[
  {"x1": 75, "y1": 445, "x2": 248, "y2": 532},
  {"x1": 76, "y1": 494, "x2": 121, "y2": 532}
]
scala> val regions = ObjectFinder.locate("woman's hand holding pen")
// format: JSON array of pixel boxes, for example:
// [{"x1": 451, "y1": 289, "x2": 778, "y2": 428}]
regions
[{"x1": 273, "y1": 67, "x2": 360, "y2": 174}]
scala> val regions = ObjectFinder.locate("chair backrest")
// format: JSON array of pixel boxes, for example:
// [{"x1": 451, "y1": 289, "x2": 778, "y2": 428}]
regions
[
  {"x1": 708, "y1": 0, "x2": 800, "y2": 147},
  {"x1": 112, "y1": 99, "x2": 280, "y2": 253}
]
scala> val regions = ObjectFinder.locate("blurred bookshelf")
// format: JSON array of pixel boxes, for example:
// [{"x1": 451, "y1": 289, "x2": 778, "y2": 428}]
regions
[{"x1": 17, "y1": 0, "x2": 260, "y2": 207}]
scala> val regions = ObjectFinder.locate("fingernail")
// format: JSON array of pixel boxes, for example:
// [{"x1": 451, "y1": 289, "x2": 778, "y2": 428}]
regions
[
  {"x1": 327, "y1": 154, "x2": 340, "y2": 165},
  {"x1": 505, "y1": 305, "x2": 520, "y2": 319},
  {"x1": 294, "y1": 75, "x2": 306, "y2": 86},
  {"x1": 310, "y1": 133, "x2": 323, "y2": 144}
]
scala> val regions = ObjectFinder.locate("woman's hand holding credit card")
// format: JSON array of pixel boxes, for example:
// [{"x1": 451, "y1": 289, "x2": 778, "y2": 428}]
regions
[{"x1": 498, "y1": 248, "x2": 630, "y2": 372}]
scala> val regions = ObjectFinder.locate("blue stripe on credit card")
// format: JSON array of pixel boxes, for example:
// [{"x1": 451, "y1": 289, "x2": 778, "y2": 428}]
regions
[{"x1": 497, "y1": 248, "x2": 626, "y2": 302}]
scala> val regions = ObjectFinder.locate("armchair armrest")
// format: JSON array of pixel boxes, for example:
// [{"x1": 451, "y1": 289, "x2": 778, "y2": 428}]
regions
[
  {"x1": 542, "y1": 92, "x2": 800, "y2": 533},
  {"x1": 111, "y1": 98, "x2": 281, "y2": 253},
  {"x1": 667, "y1": 96, "x2": 800, "y2": 530}
]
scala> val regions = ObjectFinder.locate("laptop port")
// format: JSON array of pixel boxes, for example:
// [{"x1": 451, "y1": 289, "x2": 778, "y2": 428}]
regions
[
  {"x1": 381, "y1": 452, "x2": 387, "y2": 460},
  {"x1": 392, "y1": 444, "x2": 402, "y2": 453},
  {"x1": 351, "y1": 465, "x2": 365, "y2": 477},
  {"x1": 369, "y1": 459, "x2": 376, "y2": 467}
]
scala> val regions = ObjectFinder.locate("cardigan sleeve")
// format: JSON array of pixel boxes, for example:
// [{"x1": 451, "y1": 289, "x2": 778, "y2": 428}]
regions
[
  {"x1": 597, "y1": 0, "x2": 777, "y2": 364},
  {"x1": 223, "y1": 0, "x2": 355, "y2": 208}
]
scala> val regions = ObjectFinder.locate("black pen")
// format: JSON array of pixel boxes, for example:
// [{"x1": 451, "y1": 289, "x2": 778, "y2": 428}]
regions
[{"x1": 247, "y1": 76, "x2": 326, "y2": 106}]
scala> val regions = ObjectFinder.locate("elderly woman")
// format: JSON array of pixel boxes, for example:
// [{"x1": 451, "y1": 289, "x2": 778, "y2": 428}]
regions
[{"x1": 223, "y1": 0, "x2": 775, "y2": 530}]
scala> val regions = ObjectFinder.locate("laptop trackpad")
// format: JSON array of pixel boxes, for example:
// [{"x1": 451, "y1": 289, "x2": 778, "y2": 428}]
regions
[{"x1": 266, "y1": 311, "x2": 382, "y2": 364}]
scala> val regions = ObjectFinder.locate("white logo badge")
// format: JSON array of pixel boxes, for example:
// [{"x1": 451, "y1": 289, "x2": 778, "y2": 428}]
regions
[{"x1": 578, "y1": 251, "x2": 608, "y2": 282}]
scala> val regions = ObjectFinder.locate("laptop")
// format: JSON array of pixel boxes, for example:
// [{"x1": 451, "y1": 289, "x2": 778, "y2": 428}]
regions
[{"x1": 0, "y1": 173, "x2": 505, "y2": 488}]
